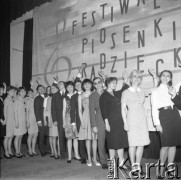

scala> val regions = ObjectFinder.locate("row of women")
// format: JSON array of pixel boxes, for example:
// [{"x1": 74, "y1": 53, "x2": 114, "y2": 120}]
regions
[{"x1": 1, "y1": 68, "x2": 181, "y2": 177}]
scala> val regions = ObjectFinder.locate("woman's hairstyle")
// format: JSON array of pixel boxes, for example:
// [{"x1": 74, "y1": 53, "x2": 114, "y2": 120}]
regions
[
  {"x1": 18, "y1": 87, "x2": 26, "y2": 94},
  {"x1": 129, "y1": 70, "x2": 143, "y2": 86},
  {"x1": 157, "y1": 70, "x2": 173, "y2": 87},
  {"x1": 7, "y1": 85, "x2": 15, "y2": 92},
  {"x1": 36, "y1": 84, "x2": 44, "y2": 91},
  {"x1": 93, "y1": 77, "x2": 102, "y2": 82},
  {"x1": 105, "y1": 77, "x2": 117, "y2": 88},
  {"x1": 52, "y1": 83, "x2": 58, "y2": 89},
  {"x1": 65, "y1": 81, "x2": 75, "y2": 93},
  {"x1": 28, "y1": 88, "x2": 34, "y2": 93},
  {"x1": 58, "y1": 81, "x2": 65, "y2": 87},
  {"x1": 82, "y1": 79, "x2": 94, "y2": 92},
  {"x1": 74, "y1": 79, "x2": 82, "y2": 86}
]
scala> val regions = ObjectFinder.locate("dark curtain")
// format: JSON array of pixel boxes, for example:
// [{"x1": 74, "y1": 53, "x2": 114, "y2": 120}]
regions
[
  {"x1": 0, "y1": 0, "x2": 11, "y2": 85},
  {"x1": 22, "y1": 18, "x2": 33, "y2": 90}
]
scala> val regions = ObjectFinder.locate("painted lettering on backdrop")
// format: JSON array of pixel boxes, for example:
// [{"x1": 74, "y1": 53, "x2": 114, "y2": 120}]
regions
[{"x1": 43, "y1": 0, "x2": 181, "y2": 85}]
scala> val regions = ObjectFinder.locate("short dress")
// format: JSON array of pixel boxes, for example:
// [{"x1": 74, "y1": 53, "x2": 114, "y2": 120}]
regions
[
  {"x1": 122, "y1": 87, "x2": 150, "y2": 147},
  {"x1": 99, "y1": 89, "x2": 128, "y2": 149},
  {"x1": 26, "y1": 98, "x2": 38, "y2": 134},
  {"x1": 45, "y1": 96, "x2": 58, "y2": 137},
  {"x1": 78, "y1": 93, "x2": 97, "y2": 140},
  {"x1": 64, "y1": 95, "x2": 77, "y2": 139},
  {"x1": 14, "y1": 98, "x2": 27, "y2": 136},
  {"x1": 4, "y1": 96, "x2": 15, "y2": 137}
]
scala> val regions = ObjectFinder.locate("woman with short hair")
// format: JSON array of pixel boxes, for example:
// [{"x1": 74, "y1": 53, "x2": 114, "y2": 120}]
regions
[{"x1": 121, "y1": 70, "x2": 150, "y2": 173}]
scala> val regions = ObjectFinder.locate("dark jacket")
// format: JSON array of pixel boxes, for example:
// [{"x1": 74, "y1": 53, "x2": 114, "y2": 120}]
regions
[
  {"x1": 51, "y1": 91, "x2": 64, "y2": 125},
  {"x1": 34, "y1": 95, "x2": 44, "y2": 123},
  {"x1": 70, "y1": 93, "x2": 81, "y2": 132}
]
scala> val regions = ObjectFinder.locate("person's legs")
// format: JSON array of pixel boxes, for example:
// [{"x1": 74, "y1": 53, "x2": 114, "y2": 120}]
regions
[
  {"x1": 38, "y1": 127, "x2": 46, "y2": 155},
  {"x1": 92, "y1": 139, "x2": 98, "y2": 162},
  {"x1": 3, "y1": 137, "x2": 9, "y2": 157},
  {"x1": 129, "y1": 146, "x2": 136, "y2": 169},
  {"x1": 67, "y1": 139, "x2": 72, "y2": 161},
  {"x1": 73, "y1": 138, "x2": 81, "y2": 159},
  {"x1": 58, "y1": 124, "x2": 66, "y2": 157},
  {"x1": 57, "y1": 137, "x2": 60, "y2": 156},
  {"x1": 159, "y1": 147, "x2": 169, "y2": 176},
  {"x1": 32, "y1": 133, "x2": 38, "y2": 154},
  {"x1": 117, "y1": 149, "x2": 124, "y2": 165},
  {"x1": 52, "y1": 136, "x2": 58, "y2": 158},
  {"x1": 135, "y1": 146, "x2": 144, "y2": 165},
  {"x1": 49, "y1": 136, "x2": 54, "y2": 156},
  {"x1": 14, "y1": 135, "x2": 20, "y2": 155},
  {"x1": 27, "y1": 134, "x2": 33, "y2": 154},
  {"x1": 19, "y1": 135, "x2": 23, "y2": 155},
  {"x1": 79, "y1": 140, "x2": 87, "y2": 161},
  {"x1": 167, "y1": 146, "x2": 176, "y2": 170},
  {"x1": 86, "y1": 140, "x2": 92, "y2": 165},
  {"x1": 109, "y1": 149, "x2": 115, "y2": 159},
  {"x1": 97, "y1": 124, "x2": 107, "y2": 165}
]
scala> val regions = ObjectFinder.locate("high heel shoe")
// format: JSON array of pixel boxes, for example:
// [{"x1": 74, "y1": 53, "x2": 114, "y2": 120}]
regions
[
  {"x1": 19, "y1": 153, "x2": 25, "y2": 157},
  {"x1": 9, "y1": 154, "x2": 14, "y2": 157},
  {"x1": 4, "y1": 154, "x2": 12, "y2": 159},
  {"x1": 74, "y1": 157, "x2": 81, "y2": 161},
  {"x1": 50, "y1": 154, "x2": 54, "y2": 158},
  {"x1": 87, "y1": 160, "x2": 92, "y2": 167},
  {"x1": 27, "y1": 152, "x2": 34, "y2": 157},
  {"x1": 67, "y1": 160, "x2": 71, "y2": 163},
  {"x1": 14, "y1": 153, "x2": 22, "y2": 158},
  {"x1": 92, "y1": 159, "x2": 101, "y2": 166},
  {"x1": 33, "y1": 152, "x2": 39, "y2": 156},
  {"x1": 119, "y1": 158, "x2": 131, "y2": 171}
]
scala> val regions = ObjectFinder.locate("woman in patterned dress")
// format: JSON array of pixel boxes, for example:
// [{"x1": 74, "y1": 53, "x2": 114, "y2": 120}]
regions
[
  {"x1": 14, "y1": 87, "x2": 27, "y2": 158},
  {"x1": 26, "y1": 89, "x2": 38, "y2": 156},
  {"x1": 46, "y1": 84, "x2": 60, "y2": 159},
  {"x1": 63, "y1": 81, "x2": 81, "y2": 163},
  {"x1": 78, "y1": 79, "x2": 98, "y2": 167},
  {"x1": 3, "y1": 86, "x2": 15, "y2": 158}
]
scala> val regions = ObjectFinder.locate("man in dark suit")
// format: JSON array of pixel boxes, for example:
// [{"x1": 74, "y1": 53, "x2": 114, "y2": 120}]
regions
[
  {"x1": 34, "y1": 85, "x2": 49, "y2": 156},
  {"x1": 51, "y1": 81, "x2": 67, "y2": 158},
  {"x1": 70, "y1": 79, "x2": 87, "y2": 164},
  {"x1": 170, "y1": 85, "x2": 181, "y2": 110}
]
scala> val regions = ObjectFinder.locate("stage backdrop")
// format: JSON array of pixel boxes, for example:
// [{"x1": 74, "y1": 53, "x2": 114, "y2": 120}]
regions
[{"x1": 32, "y1": 0, "x2": 181, "y2": 89}]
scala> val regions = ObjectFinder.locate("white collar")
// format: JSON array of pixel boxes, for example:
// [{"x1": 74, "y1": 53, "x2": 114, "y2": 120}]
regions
[
  {"x1": 67, "y1": 93, "x2": 75, "y2": 98},
  {"x1": 129, "y1": 87, "x2": 141, "y2": 92},
  {"x1": 77, "y1": 91, "x2": 82, "y2": 95},
  {"x1": 40, "y1": 94, "x2": 44, "y2": 98}
]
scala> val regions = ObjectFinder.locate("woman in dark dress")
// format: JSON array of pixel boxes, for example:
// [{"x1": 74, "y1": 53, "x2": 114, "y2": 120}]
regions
[{"x1": 99, "y1": 77, "x2": 129, "y2": 168}]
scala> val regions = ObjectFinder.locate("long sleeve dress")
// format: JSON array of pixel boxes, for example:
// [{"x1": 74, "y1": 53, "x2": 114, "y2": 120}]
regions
[
  {"x1": 99, "y1": 86, "x2": 129, "y2": 150},
  {"x1": 14, "y1": 98, "x2": 27, "y2": 136},
  {"x1": 4, "y1": 96, "x2": 15, "y2": 137},
  {"x1": 26, "y1": 98, "x2": 38, "y2": 135}
]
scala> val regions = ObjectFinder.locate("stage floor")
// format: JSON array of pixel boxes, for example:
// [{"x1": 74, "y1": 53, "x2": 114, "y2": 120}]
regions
[{"x1": 1, "y1": 145, "x2": 181, "y2": 180}]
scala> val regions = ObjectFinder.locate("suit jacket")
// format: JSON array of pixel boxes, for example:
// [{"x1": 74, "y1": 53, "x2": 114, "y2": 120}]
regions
[
  {"x1": 51, "y1": 91, "x2": 64, "y2": 125},
  {"x1": 70, "y1": 93, "x2": 81, "y2": 132},
  {"x1": 89, "y1": 91, "x2": 104, "y2": 128},
  {"x1": 34, "y1": 95, "x2": 44, "y2": 123},
  {"x1": 172, "y1": 86, "x2": 181, "y2": 110}
]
